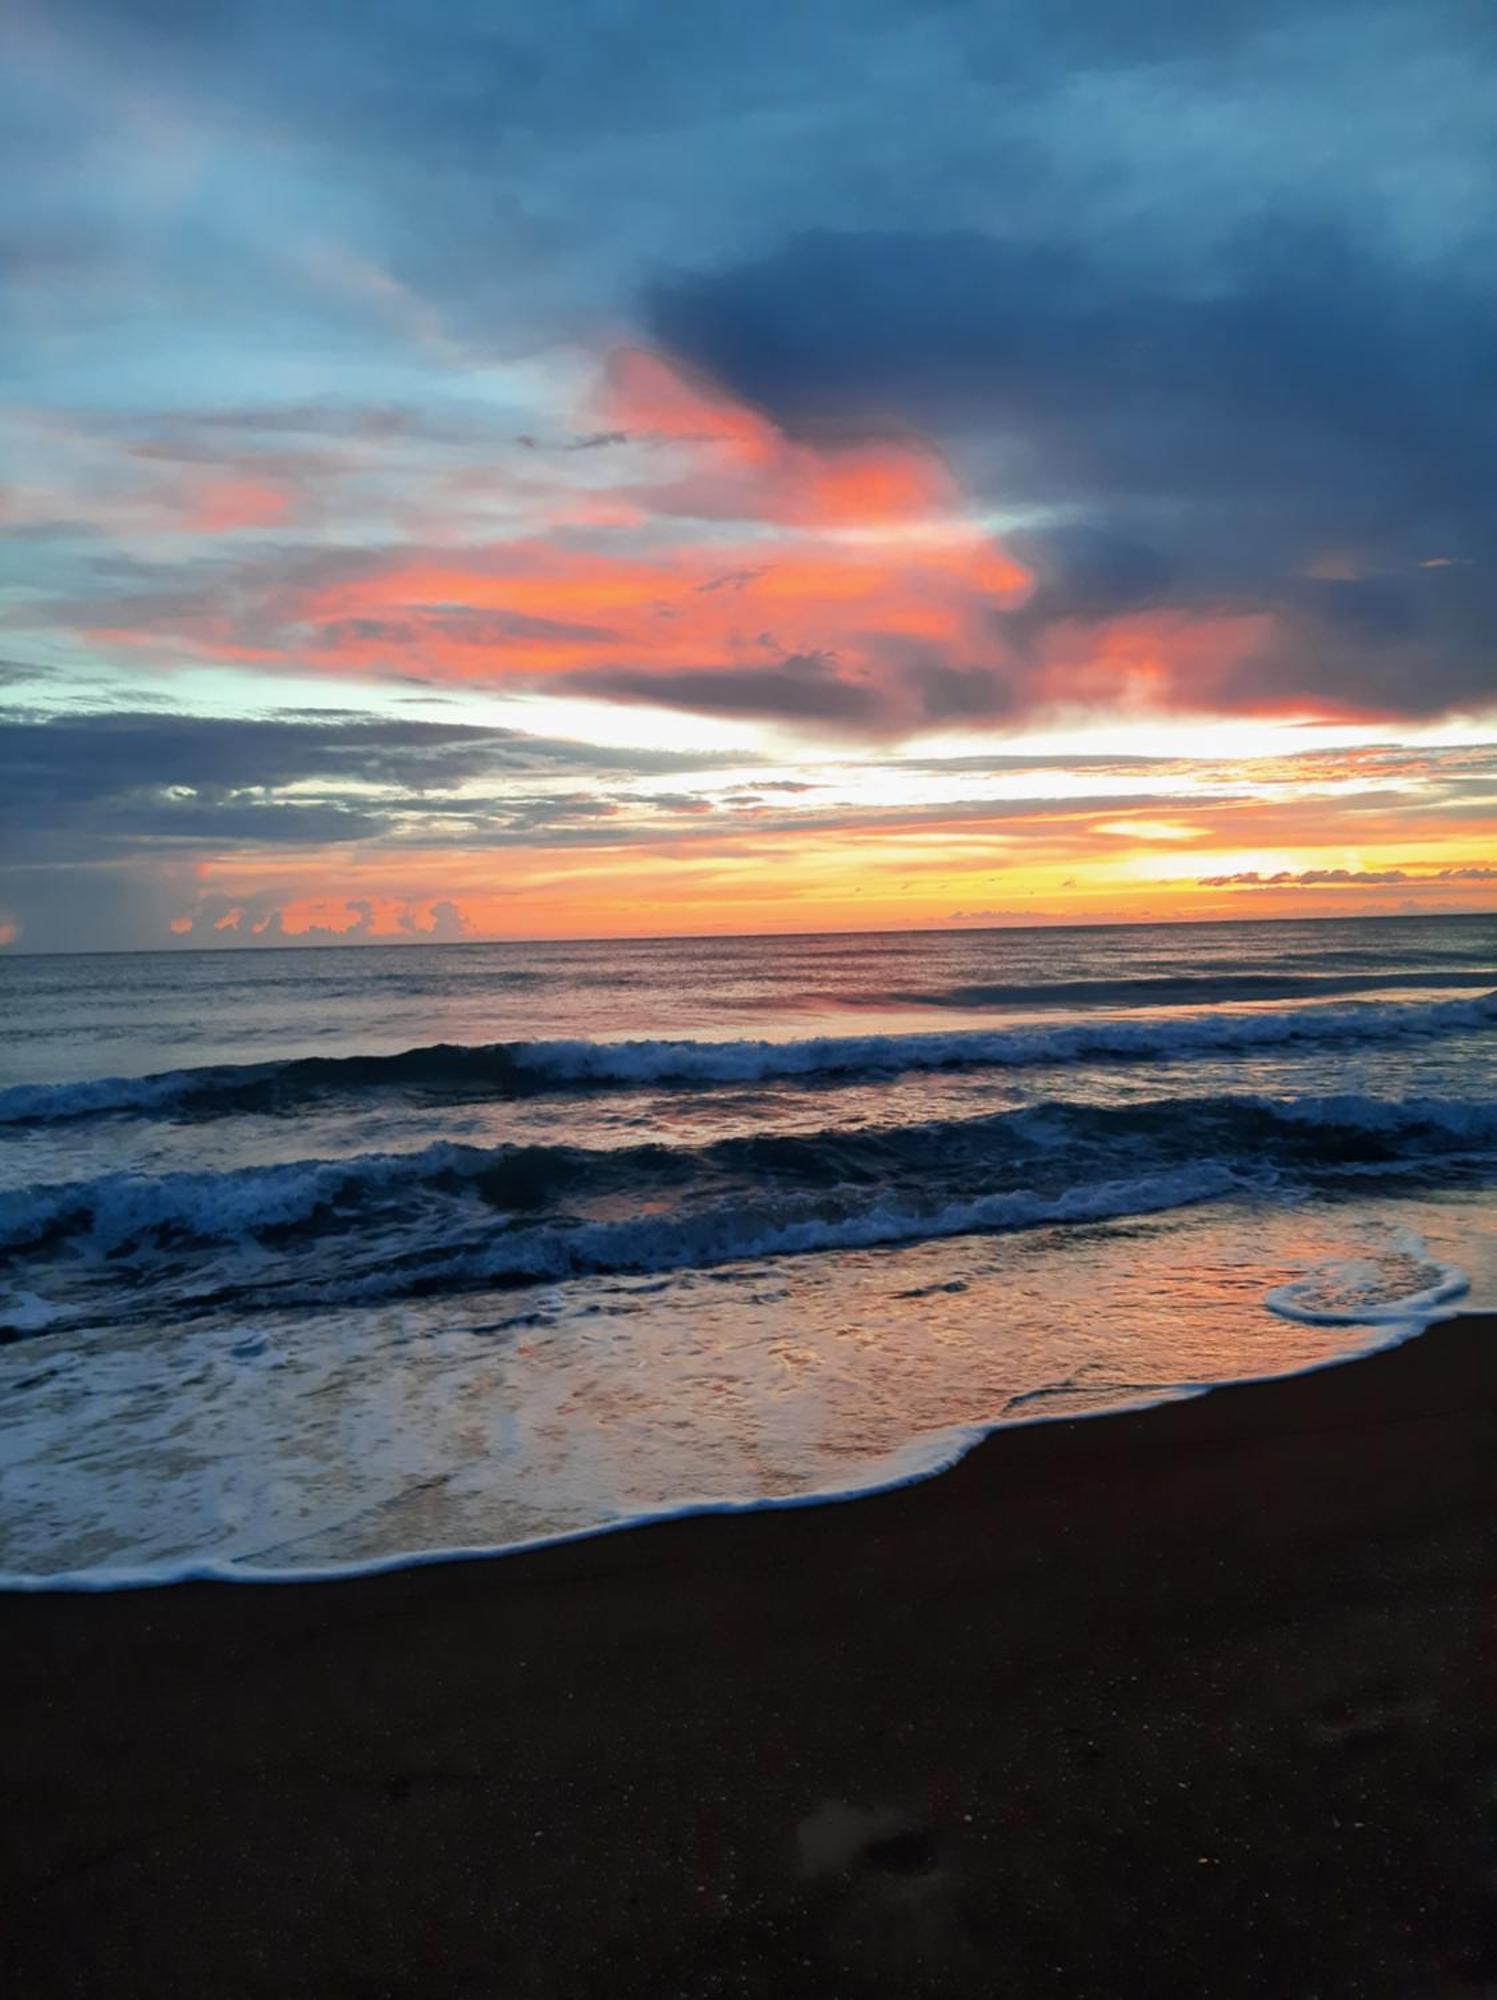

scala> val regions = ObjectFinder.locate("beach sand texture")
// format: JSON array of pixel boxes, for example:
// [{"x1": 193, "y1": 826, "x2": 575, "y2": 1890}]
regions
[{"x1": 1, "y1": 1313, "x2": 1492, "y2": 1997}]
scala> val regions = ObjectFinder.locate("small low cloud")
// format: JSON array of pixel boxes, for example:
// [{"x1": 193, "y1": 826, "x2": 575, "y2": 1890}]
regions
[
  {"x1": 1199, "y1": 865, "x2": 1497, "y2": 888},
  {"x1": 168, "y1": 893, "x2": 471, "y2": 945}
]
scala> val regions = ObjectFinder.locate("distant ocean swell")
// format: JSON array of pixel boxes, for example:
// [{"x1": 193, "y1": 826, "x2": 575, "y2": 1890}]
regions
[
  {"x1": 5, "y1": 1091, "x2": 1494, "y2": 1334},
  {"x1": 852, "y1": 967, "x2": 1497, "y2": 1010},
  {"x1": 3, "y1": 988, "x2": 1493, "y2": 1127}
]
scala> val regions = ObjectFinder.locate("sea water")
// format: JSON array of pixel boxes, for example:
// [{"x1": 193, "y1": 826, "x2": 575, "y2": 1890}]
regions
[{"x1": 1, "y1": 914, "x2": 1493, "y2": 1581}]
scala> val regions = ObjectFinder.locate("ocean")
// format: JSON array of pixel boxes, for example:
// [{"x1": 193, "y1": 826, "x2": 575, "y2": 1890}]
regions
[{"x1": 2, "y1": 913, "x2": 1494, "y2": 1583}]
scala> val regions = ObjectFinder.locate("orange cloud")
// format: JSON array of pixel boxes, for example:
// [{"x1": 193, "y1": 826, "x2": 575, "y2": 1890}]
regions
[
  {"x1": 0, "y1": 458, "x2": 292, "y2": 542},
  {"x1": 1023, "y1": 609, "x2": 1280, "y2": 712},
  {"x1": 42, "y1": 353, "x2": 1432, "y2": 738},
  {"x1": 235, "y1": 354, "x2": 1030, "y2": 723},
  {"x1": 152, "y1": 747, "x2": 1497, "y2": 945},
  {"x1": 599, "y1": 347, "x2": 963, "y2": 529},
  {"x1": 189, "y1": 478, "x2": 291, "y2": 534}
]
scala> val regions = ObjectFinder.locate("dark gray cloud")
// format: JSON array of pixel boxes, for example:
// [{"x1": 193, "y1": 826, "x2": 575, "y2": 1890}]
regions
[
  {"x1": 314, "y1": 609, "x2": 621, "y2": 652},
  {"x1": 0, "y1": 705, "x2": 766, "y2": 947},
  {"x1": 650, "y1": 222, "x2": 1497, "y2": 719},
  {"x1": 22, "y1": 0, "x2": 1494, "y2": 382},
  {"x1": 577, "y1": 654, "x2": 879, "y2": 725},
  {"x1": 0, "y1": 704, "x2": 1237, "y2": 875},
  {"x1": 10, "y1": 0, "x2": 1496, "y2": 740},
  {"x1": 0, "y1": 708, "x2": 753, "y2": 863}
]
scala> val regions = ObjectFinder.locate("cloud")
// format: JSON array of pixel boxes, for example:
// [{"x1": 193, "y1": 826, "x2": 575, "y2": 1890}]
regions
[
  {"x1": 4, "y1": 705, "x2": 1494, "y2": 947},
  {"x1": 21, "y1": 354, "x2": 1031, "y2": 733},
  {"x1": 649, "y1": 223, "x2": 1497, "y2": 720},
  {"x1": 1199, "y1": 865, "x2": 1497, "y2": 888},
  {"x1": 0, "y1": 659, "x2": 60, "y2": 689},
  {"x1": 0, "y1": 705, "x2": 764, "y2": 947},
  {"x1": 577, "y1": 655, "x2": 880, "y2": 725},
  {"x1": 166, "y1": 890, "x2": 472, "y2": 945},
  {"x1": 8, "y1": 0, "x2": 1497, "y2": 945},
  {"x1": 31, "y1": 317, "x2": 1493, "y2": 736},
  {"x1": 0, "y1": 707, "x2": 750, "y2": 862},
  {"x1": 0, "y1": 700, "x2": 1237, "y2": 912}
]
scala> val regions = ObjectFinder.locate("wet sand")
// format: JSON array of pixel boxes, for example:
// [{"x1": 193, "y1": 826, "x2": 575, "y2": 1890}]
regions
[{"x1": 2, "y1": 1314, "x2": 1493, "y2": 1997}]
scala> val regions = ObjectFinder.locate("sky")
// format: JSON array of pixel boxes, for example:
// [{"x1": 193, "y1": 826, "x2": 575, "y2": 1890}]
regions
[{"x1": 3, "y1": 0, "x2": 1495, "y2": 950}]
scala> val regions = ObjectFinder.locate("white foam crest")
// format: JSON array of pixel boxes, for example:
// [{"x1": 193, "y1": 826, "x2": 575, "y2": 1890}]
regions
[
  {"x1": 6, "y1": 1088, "x2": 1496, "y2": 1262},
  {"x1": 2, "y1": 987, "x2": 1492, "y2": 1124},
  {"x1": 0, "y1": 1141, "x2": 483, "y2": 1253},
  {"x1": 318, "y1": 1161, "x2": 1247, "y2": 1301},
  {"x1": 508, "y1": 991, "x2": 1497, "y2": 1086},
  {"x1": 1264, "y1": 1092, "x2": 1497, "y2": 1138},
  {"x1": 7, "y1": 1161, "x2": 1253, "y2": 1310},
  {"x1": 1265, "y1": 1231, "x2": 1470, "y2": 1326},
  {"x1": 0, "y1": 1070, "x2": 185, "y2": 1124}
]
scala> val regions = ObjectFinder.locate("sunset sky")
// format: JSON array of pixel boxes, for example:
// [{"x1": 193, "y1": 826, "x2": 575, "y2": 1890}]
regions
[{"x1": 3, "y1": 0, "x2": 1495, "y2": 950}]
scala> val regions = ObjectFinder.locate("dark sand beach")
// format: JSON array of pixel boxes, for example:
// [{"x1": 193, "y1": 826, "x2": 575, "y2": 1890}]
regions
[{"x1": 2, "y1": 1314, "x2": 1492, "y2": 1998}]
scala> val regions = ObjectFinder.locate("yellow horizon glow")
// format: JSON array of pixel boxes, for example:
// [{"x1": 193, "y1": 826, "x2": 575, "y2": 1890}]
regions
[{"x1": 166, "y1": 799, "x2": 1497, "y2": 944}]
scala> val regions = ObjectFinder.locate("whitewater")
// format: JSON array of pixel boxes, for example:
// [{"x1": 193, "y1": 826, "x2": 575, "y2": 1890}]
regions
[{"x1": 1, "y1": 914, "x2": 1493, "y2": 1583}]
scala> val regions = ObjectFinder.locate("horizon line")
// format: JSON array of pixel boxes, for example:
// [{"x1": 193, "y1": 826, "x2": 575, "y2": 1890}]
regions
[{"x1": 2, "y1": 904, "x2": 1493, "y2": 963}]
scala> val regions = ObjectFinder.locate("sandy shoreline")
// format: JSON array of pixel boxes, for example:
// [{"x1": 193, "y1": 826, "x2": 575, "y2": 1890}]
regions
[{"x1": 2, "y1": 1312, "x2": 1492, "y2": 1995}]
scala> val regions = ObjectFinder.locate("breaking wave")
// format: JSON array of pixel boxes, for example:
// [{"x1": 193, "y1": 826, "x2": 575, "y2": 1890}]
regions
[
  {"x1": 5, "y1": 1090, "x2": 1493, "y2": 1334},
  {"x1": 3, "y1": 988, "x2": 1493, "y2": 1128}
]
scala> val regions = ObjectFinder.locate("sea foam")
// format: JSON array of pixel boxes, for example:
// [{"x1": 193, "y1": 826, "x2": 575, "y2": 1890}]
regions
[{"x1": 2, "y1": 988, "x2": 1492, "y2": 1127}]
